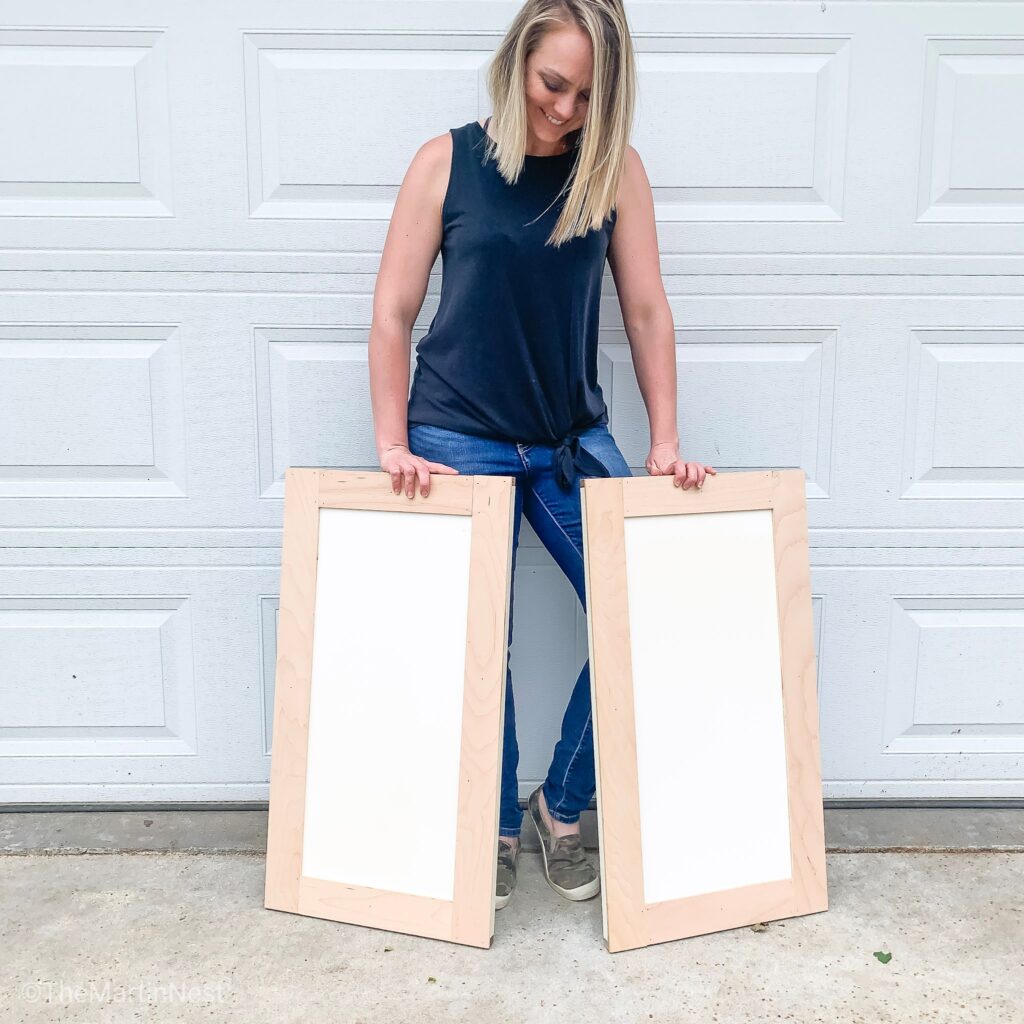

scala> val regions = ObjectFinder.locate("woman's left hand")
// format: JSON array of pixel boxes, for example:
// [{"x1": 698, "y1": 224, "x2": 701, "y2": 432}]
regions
[{"x1": 645, "y1": 442, "x2": 717, "y2": 490}]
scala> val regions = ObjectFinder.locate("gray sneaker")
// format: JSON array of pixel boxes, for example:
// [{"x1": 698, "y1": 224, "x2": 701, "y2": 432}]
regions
[
  {"x1": 495, "y1": 837, "x2": 519, "y2": 910},
  {"x1": 527, "y1": 785, "x2": 600, "y2": 901}
]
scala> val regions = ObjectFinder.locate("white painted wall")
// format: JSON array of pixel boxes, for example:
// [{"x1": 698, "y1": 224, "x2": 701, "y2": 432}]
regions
[{"x1": 1, "y1": 1, "x2": 1022, "y2": 803}]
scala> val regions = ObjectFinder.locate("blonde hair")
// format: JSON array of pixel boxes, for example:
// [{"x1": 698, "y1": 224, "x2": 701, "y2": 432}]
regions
[{"x1": 483, "y1": 0, "x2": 637, "y2": 247}]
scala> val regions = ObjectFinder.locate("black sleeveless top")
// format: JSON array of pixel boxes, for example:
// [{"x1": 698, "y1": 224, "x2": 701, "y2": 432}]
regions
[{"x1": 406, "y1": 118, "x2": 617, "y2": 492}]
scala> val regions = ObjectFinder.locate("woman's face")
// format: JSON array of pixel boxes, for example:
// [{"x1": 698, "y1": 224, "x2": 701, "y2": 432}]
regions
[{"x1": 524, "y1": 24, "x2": 593, "y2": 149}]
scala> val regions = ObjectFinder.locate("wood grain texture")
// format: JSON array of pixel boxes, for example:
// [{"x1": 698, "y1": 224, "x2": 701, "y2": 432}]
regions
[
  {"x1": 318, "y1": 469, "x2": 474, "y2": 515},
  {"x1": 264, "y1": 467, "x2": 319, "y2": 915},
  {"x1": 583, "y1": 469, "x2": 828, "y2": 953},
  {"x1": 772, "y1": 469, "x2": 829, "y2": 919},
  {"x1": 580, "y1": 486, "x2": 610, "y2": 945},
  {"x1": 452, "y1": 476, "x2": 515, "y2": 946},
  {"x1": 582, "y1": 477, "x2": 647, "y2": 952},
  {"x1": 264, "y1": 468, "x2": 514, "y2": 949}
]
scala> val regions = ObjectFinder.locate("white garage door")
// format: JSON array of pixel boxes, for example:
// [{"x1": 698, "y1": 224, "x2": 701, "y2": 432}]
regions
[{"x1": 1, "y1": 1, "x2": 1022, "y2": 804}]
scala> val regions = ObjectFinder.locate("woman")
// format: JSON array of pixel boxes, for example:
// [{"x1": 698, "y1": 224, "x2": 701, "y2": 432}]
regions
[{"x1": 368, "y1": 0, "x2": 715, "y2": 910}]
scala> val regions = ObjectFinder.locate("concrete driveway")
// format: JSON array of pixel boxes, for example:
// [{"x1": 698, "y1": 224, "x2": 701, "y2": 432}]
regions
[{"x1": 1, "y1": 808, "x2": 1021, "y2": 1023}]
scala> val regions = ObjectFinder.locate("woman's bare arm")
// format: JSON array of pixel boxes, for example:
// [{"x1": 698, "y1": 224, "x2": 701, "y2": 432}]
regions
[
  {"x1": 369, "y1": 131, "x2": 452, "y2": 461},
  {"x1": 607, "y1": 146, "x2": 714, "y2": 489},
  {"x1": 606, "y1": 145, "x2": 679, "y2": 452},
  {"x1": 606, "y1": 144, "x2": 678, "y2": 450}
]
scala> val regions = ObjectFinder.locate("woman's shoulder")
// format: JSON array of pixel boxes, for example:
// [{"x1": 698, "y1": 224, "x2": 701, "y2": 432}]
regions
[
  {"x1": 393, "y1": 129, "x2": 458, "y2": 229},
  {"x1": 612, "y1": 144, "x2": 648, "y2": 216},
  {"x1": 410, "y1": 121, "x2": 479, "y2": 174},
  {"x1": 417, "y1": 120, "x2": 477, "y2": 152},
  {"x1": 413, "y1": 126, "x2": 457, "y2": 165},
  {"x1": 408, "y1": 121, "x2": 485, "y2": 204}
]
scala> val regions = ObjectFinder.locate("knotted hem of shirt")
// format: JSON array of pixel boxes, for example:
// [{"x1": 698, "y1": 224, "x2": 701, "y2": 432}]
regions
[{"x1": 553, "y1": 432, "x2": 612, "y2": 493}]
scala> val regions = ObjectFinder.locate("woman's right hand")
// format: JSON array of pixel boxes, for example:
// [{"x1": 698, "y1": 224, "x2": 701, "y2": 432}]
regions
[{"x1": 380, "y1": 445, "x2": 459, "y2": 499}]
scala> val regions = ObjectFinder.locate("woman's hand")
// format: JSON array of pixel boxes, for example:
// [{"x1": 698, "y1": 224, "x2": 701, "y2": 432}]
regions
[
  {"x1": 645, "y1": 441, "x2": 717, "y2": 490},
  {"x1": 380, "y1": 445, "x2": 459, "y2": 499}
]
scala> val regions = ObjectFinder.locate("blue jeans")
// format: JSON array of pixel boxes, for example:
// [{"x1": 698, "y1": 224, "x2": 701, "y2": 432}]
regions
[{"x1": 407, "y1": 420, "x2": 634, "y2": 837}]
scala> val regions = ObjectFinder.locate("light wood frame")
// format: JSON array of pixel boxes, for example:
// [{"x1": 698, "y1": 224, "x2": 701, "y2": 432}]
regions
[
  {"x1": 264, "y1": 468, "x2": 516, "y2": 949},
  {"x1": 580, "y1": 468, "x2": 828, "y2": 953}
]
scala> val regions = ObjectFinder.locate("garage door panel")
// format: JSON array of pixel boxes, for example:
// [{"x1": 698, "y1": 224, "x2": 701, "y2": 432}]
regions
[
  {"x1": 2, "y1": 0, "x2": 1023, "y2": 802},
  {"x1": 632, "y1": 40, "x2": 850, "y2": 223},
  {"x1": 918, "y1": 37, "x2": 1024, "y2": 223},
  {"x1": 0, "y1": 294, "x2": 385, "y2": 526},
  {"x1": 0, "y1": 325, "x2": 188, "y2": 499},
  {"x1": 253, "y1": 326, "x2": 381, "y2": 499},
  {"x1": 601, "y1": 327, "x2": 837, "y2": 500},
  {"x1": 5, "y1": 292, "x2": 1019, "y2": 533},
  {"x1": 0, "y1": 561, "x2": 277, "y2": 798},
  {"x1": 814, "y1": 561, "x2": 1024, "y2": 794},
  {"x1": 242, "y1": 32, "x2": 491, "y2": 220},
  {"x1": 1, "y1": 3, "x2": 1022, "y2": 253},
  {"x1": 608, "y1": 295, "x2": 1024, "y2": 530},
  {"x1": 901, "y1": 329, "x2": 1024, "y2": 500},
  {"x1": 0, "y1": 28, "x2": 173, "y2": 219}
]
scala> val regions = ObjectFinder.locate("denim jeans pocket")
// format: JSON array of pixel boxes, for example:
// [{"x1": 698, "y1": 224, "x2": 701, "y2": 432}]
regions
[{"x1": 576, "y1": 422, "x2": 633, "y2": 479}]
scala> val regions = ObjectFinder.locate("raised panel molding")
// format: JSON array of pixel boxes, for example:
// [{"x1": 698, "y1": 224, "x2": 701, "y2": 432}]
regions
[
  {"x1": 600, "y1": 328, "x2": 836, "y2": 498},
  {"x1": 241, "y1": 31, "x2": 850, "y2": 223},
  {"x1": 242, "y1": 32, "x2": 491, "y2": 219},
  {"x1": 883, "y1": 597, "x2": 1024, "y2": 755},
  {"x1": 0, "y1": 596, "x2": 197, "y2": 757},
  {"x1": 901, "y1": 329, "x2": 1024, "y2": 499},
  {"x1": 634, "y1": 37, "x2": 850, "y2": 221},
  {"x1": 0, "y1": 29, "x2": 173, "y2": 217},
  {"x1": 0, "y1": 325, "x2": 188, "y2": 498},
  {"x1": 253, "y1": 326, "x2": 379, "y2": 498},
  {"x1": 918, "y1": 39, "x2": 1024, "y2": 223}
]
